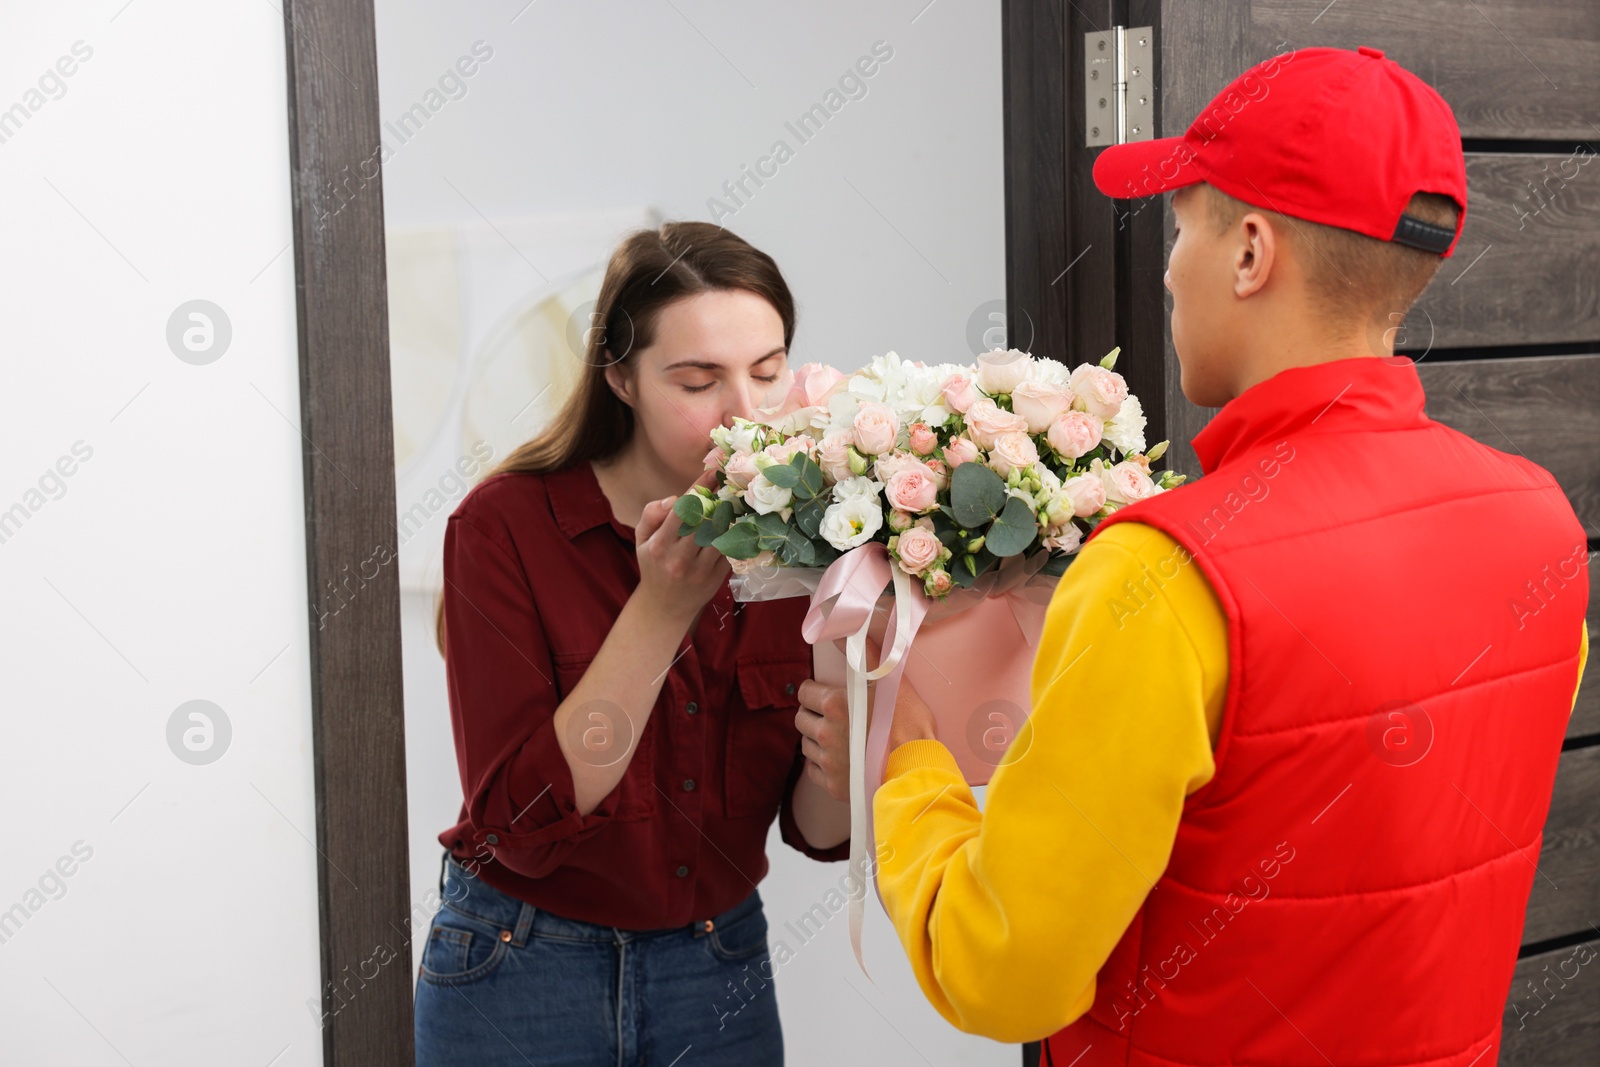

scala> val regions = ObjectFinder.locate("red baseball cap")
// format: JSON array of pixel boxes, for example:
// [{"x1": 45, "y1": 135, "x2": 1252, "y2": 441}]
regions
[{"x1": 1092, "y1": 45, "x2": 1468, "y2": 256}]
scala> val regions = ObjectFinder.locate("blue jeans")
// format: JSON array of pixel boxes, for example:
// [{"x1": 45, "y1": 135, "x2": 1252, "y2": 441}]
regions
[{"x1": 415, "y1": 853, "x2": 784, "y2": 1066}]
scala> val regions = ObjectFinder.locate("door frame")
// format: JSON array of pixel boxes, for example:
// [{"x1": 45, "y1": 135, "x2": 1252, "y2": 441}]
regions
[{"x1": 281, "y1": 0, "x2": 414, "y2": 1062}]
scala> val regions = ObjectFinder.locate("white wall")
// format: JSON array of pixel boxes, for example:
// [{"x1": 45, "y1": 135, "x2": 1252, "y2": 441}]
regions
[
  {"x1": 0, "y1": 3, "x2": 323, "y2": 1064},
  {"x1": 376, "y1": 2, "x2": 1017, "y2": 1065}
]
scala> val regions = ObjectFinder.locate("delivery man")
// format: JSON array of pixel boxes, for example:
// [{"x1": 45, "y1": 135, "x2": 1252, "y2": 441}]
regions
[{"x1": 866, "y1": 44, "x2": 1590, "y2": 1065}]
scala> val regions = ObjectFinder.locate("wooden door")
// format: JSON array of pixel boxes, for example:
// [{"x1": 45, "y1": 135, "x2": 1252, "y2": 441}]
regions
[{"x1": 1006, "y1": 2, "x2": 1598, "y2": 1062}]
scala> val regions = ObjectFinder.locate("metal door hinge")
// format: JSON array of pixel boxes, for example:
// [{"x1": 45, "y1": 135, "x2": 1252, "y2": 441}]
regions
[{"x1": 1085, "y1": 27, "x2": 1154, "y2": 147}]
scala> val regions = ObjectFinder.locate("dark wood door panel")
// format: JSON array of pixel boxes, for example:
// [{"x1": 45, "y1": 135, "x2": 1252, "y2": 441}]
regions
[
  {"x1": 1251, "y1": 0, "x2": 1600, "y2": 141},
  {"x1": 1523, "y1": 746, "x2": 1600, "y2": 944},
  {"x1": 1416, "y1": 354, "x2": 1600, "y2": 538},
  {"x1": 1407, "y1": 154, "x2": 1600, "y2": 349},
  {"x1": 1501, "y1": 938, "x2": 1600, "y2": 1063}
]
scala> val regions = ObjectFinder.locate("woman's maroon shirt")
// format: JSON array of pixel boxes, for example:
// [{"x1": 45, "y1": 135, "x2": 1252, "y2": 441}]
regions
[{"x1": 438, "y1": 459, "x2": 848, "y2": 929}]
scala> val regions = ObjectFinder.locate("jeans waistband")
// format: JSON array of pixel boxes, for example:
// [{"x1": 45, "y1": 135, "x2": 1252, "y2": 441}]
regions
[{"x1": 438, "y1": 852, "x2": 761, "y2": 942}]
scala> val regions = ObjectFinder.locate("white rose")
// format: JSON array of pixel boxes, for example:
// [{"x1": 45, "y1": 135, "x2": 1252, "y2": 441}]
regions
[
  {"x1": 729, "y1": 421, "x2": 762, "y2": 454},
  {"x1": 976, "y1": 348, "x2": 1033, "y2": 394},
  {"x1": 744, "y1": 472, "x2": 794, "y2": 515},
  {"x1": 821, "y1": 496, "x2": 884, "y2": 550}
]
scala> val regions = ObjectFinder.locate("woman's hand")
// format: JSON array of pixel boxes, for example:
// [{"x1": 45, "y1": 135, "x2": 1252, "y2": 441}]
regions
[
  {"x1": 631, "y1": 496, "x2": 731, "y2": 628},
  {"x1": 795, "y1": 634, "x2": 940, "y2": 803},
  {"x1": 795, "y1": 679, "x2": 851, "y2": 802}
]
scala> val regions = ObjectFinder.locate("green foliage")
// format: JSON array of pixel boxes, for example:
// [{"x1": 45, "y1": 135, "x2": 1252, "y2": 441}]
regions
[
  {"x1": 949, "y1": 461, "x2": 1007, "y2": 528},
  {"x1": 985, "y1": 496, "x2": 1039, "y2": 557}
]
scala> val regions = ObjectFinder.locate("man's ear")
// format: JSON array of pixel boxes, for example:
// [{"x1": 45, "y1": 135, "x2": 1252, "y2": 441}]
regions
[
  {"x1": 1233, "y1": 211, "x2": 1279, "y2": 299},
  {"x1": 603, "y1": 355, "x2": 635, "y2": 408}
]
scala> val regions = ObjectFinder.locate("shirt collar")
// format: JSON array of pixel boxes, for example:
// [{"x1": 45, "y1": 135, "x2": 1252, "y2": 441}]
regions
[
  {"x1": 1190, "y1": 355, "x2": 1429, "y2": 475},
  {"x1": 546, "y1": 459, "x2": 633, "y2": 541}
]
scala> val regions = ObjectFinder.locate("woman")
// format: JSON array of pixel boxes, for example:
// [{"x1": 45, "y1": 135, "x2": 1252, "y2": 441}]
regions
[{"x1": 414, "y1": 221, "x2": 853, "y2": 1066}]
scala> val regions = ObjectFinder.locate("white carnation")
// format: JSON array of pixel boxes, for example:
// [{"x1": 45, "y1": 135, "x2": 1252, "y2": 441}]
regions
[
  {"x1": 1028, "y1": 358, "x2": 1071, "y2": 390},
  {"x1": 832, "y1": 475, "x2": 884, "y2": 503},
  {"x1": 1103, "y1": 395, "x2": 1147, "y2": 455},
  {"x1": 821, "y1": 496, "x2": 883, "y2": 550}
]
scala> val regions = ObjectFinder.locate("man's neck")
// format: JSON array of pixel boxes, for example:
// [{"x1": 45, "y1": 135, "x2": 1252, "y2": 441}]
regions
[{"x1": 1227, "y1": 318, "x2": 1396, "y2": 401}]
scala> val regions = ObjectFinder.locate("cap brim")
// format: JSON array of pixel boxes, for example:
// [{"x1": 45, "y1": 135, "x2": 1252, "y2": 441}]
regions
[{"x1": 1092, "y1": 136, "x2": 1205, "y2": 199}]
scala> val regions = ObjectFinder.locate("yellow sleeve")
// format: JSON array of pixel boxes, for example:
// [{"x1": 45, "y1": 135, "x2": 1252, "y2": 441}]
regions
[
  {"x1": 1574, "y1": 615, "x2": 1589, "y2": 713},
  {"x1": 872, "y1": 520, "x2": 1227, "y2": 1042}
]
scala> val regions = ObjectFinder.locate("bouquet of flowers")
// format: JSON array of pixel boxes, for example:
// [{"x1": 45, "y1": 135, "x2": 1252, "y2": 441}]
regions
[
  {"x1": 673, "y1": 345, "x2": 1181, "y2": 977},
  {"x1": 674, "y1": 346, "x2": 1183, "y2": 592}
]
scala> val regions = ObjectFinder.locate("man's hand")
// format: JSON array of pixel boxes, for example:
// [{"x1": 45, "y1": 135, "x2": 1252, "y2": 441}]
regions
[{"x1": 795, "y1": 636, "x2": 940, "y2": 801}]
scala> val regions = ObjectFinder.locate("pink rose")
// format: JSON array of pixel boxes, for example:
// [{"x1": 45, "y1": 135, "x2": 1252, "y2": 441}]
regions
[
  {"x1": 816, "y1": 431, "x2": 854, "y2": 483},
  {"x1": 976, "y1": 348, "x2": 1033, "y2": 394},
  {"x1": 1043, "y1": 524, "x2": 1083, "y2": 553},
  {"x1": 1069, "y1": 364, "x2": 1129, "y2": 419},
  {"x1": 894, "y1": 526, "x2": 944, "y2": 576},
  {"x1": 887, "y1": 508, "x2": 914, "y2": 533},
  {"x1": 885, "y1": 466, "x2": 939, "y2": 513},
  {"x1": 923, "y1": 568, "x2": 955, "y2": 598},
  {"x1": 725, "y1": 450, "x2": 759, "y2": 489},
  {"x1": 1099, "y1": 460, "x2": 1158, "y2": 504},
  {"x1": 853, "y1": 401, "x2": 899, "y2": 455},
  {"x1": 987, "y1": 431, "x2": 1040, "y2": 478},
  {"x1": 940, "y1": 373, "x2": 978, "y2": 414},
  {"x1": 963, "y1": 397, "x2": 1028, "y2": 450},
  {"x1": 1010, "y1": 380, "x2": 1074, "y2": 433},
  {"x1": 1063, "y1": 473, "x2": 1107, "y2": 517},
  {"x1": 1047, "y1": 411, "x2": 1104, "y2": 459},
  {"x1": 942, "y1": 436, "x2": 980, "y2": 468},
  {"x1": 761, "y1": 437, "x2": 814, "y2": 469},
  {"x1": 908, "y1": 422, "x2": 937, "y2": 456},
  {"x1": 792, "y1": 362, "x2": 847, "y2": 405},
  {"x1": 922, "y1": 457, "x2": 949, "y2": 491},
  {"x1": 873, "y1": 450, "x2": 924, "y2": 485}
]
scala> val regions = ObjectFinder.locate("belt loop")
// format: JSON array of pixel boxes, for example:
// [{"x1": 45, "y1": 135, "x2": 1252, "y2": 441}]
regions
[
  {"x1": 437, "y1": 848, "x2": 449, "y2": 901},
  {"x1": 513, "y1": 901, "x2": 537, "y2": 946}
]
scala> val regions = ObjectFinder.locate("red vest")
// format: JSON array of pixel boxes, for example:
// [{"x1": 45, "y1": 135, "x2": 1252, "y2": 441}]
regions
[{"x1": 1042, "y1": 356, "x2": 1588, "y2": 1066}]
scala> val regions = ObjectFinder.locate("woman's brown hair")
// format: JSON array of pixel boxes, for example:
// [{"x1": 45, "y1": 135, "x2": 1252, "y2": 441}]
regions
[{"x1": 432, "y1": 220, "x2": 796, "y2": 654}]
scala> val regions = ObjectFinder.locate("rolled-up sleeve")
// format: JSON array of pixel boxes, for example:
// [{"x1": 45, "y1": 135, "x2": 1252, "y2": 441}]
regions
[
  {"x1": 777, "y1": 744, "x2": 851, "y2": 861},
  {"x1": 442, "y1": 514, "x2": 614, "y2": 879}
]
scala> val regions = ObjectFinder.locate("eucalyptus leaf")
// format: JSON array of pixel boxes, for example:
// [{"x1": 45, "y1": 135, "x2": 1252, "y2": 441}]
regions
[
  {"x1": 712, "y1": 521, "x2": 762, "y2": 559},
  {"x1": 763, "y1": 462, "x2": 800, "y2": 489},
  {"x1": 985, "y1": 496, "x2": 1039, "y2": 557},
  {"x1": 794, "y1": 496, "x2": 827, "y2": 539},
  {"x1": 950, "y1": 461, "x2": 1007, "y2": 527},
  {"x1": 673, "y1": 494, "x2": 706, "y2": 527}
]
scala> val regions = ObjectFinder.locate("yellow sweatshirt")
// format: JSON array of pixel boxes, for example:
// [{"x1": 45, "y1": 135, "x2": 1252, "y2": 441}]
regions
[{"x1": 872, "y1": 519, "x2": 1591, "y2": 1043}]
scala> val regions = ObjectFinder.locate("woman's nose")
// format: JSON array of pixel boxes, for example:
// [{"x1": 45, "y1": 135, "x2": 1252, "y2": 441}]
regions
[{"x1": 723, "y1": 382, "x2": 755, "y2": 424}]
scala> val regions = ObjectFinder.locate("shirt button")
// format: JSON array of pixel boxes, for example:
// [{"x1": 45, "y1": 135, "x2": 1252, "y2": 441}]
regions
[
  {"x1": 685, "y1": 701, "x2": 699, "y2": 715},
  {"x1": 675, "y1": 865, "x2": 689, "y2": 878},
  {"x1": 784, "y1": 682, "x2": 796, "y2": 696},
  {"x1": 683, "y1": 778, "x2": 696, "y2": 792},
  {"x1": 484, "y1": 834, "x2": 499, "y2": 845}
]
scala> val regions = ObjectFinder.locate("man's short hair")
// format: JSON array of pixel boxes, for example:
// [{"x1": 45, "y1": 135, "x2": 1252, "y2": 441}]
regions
[{"x1": 1200, "y1": 183, "x2": 1461, "y2": 327}]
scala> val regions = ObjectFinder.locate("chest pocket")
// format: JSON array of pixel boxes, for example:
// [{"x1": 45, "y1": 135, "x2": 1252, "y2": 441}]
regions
[
  {"x1": 551, "y1": 651, "x2": 659, "y2": 821},
  {"x1": 723, "y1": 656, "x2": 813, "y2": 820}
]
